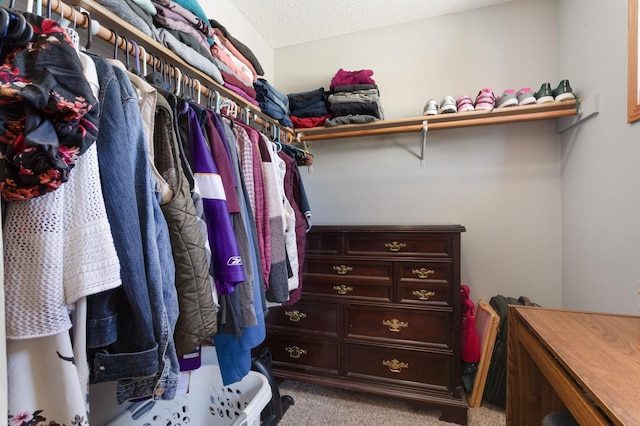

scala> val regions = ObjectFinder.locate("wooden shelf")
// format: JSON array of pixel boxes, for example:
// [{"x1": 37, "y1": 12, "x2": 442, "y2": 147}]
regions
[
  {"x1": 296, "y1": 100, "x2": 579, "y2": 141},
  {"x1": 47, "y1": 0, "x2": 297, "y2": 141}
]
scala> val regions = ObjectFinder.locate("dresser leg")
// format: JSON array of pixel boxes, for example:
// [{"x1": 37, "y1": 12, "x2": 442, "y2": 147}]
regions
[{"x1": 438, "y1": 405, "x2": 468, "y2": 425}]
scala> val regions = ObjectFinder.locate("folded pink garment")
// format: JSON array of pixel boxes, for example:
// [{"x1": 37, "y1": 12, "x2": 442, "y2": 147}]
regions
[
  {"x1": 330, "y1": 68, "x2": 375, "y2": 89},
  {"x1": 224, "y1": 83, "x2": 259, "y2": 106}
]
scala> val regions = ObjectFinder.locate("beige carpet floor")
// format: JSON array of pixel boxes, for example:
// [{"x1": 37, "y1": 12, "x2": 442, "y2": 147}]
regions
[{"x1": 276, "y1": 380, "x2": 505, "y2": 425}]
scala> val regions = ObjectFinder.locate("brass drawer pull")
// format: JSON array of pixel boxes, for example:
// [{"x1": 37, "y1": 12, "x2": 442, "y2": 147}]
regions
[
  {"x1": 382, "y1": 319, "x2": 409, "y2": 332},
  {"x1": 412, "y1": 268, "x2": 435, "y2": 279},
  {"x1": 412, "y1": 289, "x2": 436, "y2": 300},
  {"x1": 285, "y1": 310, "x2": 307, "y2": 322},
  {"x1": 385, "y1": 241, "x2": 406, "y2": 252},
  {"x1": 333, "y1": 284, "x2": 353, "y2": 295},
  {"x1": 382, "y1": 359, "x2": 409, "y2": 373},
  {"x1": 333, "y1": 264, "x2": 353, "y2": 275},
  {"x1": 285, "y1": 346, "x2": 307, "y2": 359}
]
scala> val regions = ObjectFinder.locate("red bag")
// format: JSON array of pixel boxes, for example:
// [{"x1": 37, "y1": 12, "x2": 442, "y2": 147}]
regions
[{"x1": 460, "y1": 284, "x2": 481, "y2": 363}]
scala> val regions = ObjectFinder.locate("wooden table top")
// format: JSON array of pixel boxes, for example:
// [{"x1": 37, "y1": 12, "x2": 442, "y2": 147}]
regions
[{"x1": 515, "y1": 307, "x2": 640, "y2": 425}]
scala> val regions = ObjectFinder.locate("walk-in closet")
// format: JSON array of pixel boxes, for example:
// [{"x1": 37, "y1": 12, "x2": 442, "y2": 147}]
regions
[{"x1": 3, "y1": 0, "x2": 640, "y2": 425}]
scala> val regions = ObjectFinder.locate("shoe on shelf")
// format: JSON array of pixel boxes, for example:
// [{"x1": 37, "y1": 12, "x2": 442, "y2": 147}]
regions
[
  {"x1": 553, "y1": 79, "x2": 575, "y2": 102},
  {"x1": 456, "y1": 95, "x2": 475, "y2": 113},
  {"x1": 516, "y1": 87, "x2": 536, "y2": 106},
  {"x1": 474, "y1": 88, "x2": 496, "y2": 111},
  {"x1": 423, "y1": 99, "x2": 439, "y2": 115},
  {"x1": 534, "y1": 82, "x2": 554, "y2": 104},
  {"x1": 495, "y1": 89, "x2": 518, "y2": 108},
  {"x1": 439, "y1": 96, "x2": 457, "y2": 114}
]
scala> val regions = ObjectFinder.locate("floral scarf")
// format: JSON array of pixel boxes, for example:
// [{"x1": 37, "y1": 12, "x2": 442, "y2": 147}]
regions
[{"x1": 0, "y1": 13, "x2": 99, "y2": 201}]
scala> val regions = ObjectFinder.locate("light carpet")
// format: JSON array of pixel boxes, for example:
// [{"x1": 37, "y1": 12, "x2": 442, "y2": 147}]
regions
[{"x1": 276, "y1": 380, "x2": 505, "y2": 425}]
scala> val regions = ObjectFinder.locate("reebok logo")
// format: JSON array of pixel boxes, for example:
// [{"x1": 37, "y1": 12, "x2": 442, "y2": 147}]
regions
[{"x1": 227, "y1": 256, "x2": 242, "y2": 266}]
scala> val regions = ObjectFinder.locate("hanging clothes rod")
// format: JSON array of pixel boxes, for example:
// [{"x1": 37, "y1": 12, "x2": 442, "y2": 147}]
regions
[{"x1": 41, "y1": 0, "x2": 295, "y2": 143}]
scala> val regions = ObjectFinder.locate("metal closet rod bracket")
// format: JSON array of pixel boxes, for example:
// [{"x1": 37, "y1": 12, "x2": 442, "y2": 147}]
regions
[
  {"x1": 420, "y1": 120, "x2": 428, "y2": 167},
  {"x1": 556, "y1": 95, "x2": 598, "y2": 133}
]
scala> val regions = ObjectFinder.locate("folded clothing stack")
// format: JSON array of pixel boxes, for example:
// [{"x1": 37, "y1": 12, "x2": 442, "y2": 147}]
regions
[
  {"x1": 254, "y1": 78, "x2": 292, "y2": 129},
  {"x1": 288, "y1": 87, "x2": 330, "y2": 129},
  {"x1": 325, "y1": 69, "x2": 384, "y2": 127},
  {"x1": 94, "y1": 0, "x2": 266, "y2": 105}
]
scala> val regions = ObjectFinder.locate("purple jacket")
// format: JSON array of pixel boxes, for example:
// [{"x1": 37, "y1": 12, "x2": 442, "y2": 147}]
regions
[{"x1": 187, "y1": 105, "x2": 244, "y2": 295}]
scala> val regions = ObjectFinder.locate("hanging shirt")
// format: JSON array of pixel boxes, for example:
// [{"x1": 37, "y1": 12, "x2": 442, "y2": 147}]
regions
[{"x1": 187, "y1": 105, "x2": 244, "y2": 295}]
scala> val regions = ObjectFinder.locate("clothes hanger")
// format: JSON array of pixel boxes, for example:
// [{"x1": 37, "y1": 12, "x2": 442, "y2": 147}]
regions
[
  {"x1": 139, "y1": 45, "x2": 147, "y2": 76},
  {"x1": 180, "y1": 73, "x2": 189, "y2": 99},
  {"x1": 1, "y1": 10, "x2": 26, "y2": 41},
  {"x1": 219, "y1": 98, "x2": 238, "y2": 118},
  {"x1": 271, "y1": 125, "x2": 283, "y2": 151},
  {"x1": 129, "y1": 39, "x2": 139, "y2": 74},
  {"x1": 193, "y1": 78, "x2": 201, "y2": 105},
  {"x1": 159, "y1": 59, "x2": 166, "y2": 84},
  {"x1": 214, "y1": 90, "x2": 221, "y2": 113},
  {"x1": 183, "y1": 74, "x2": 191, "y2": 100},
  {"x1": 0, "y1": 8, "x2": 10, "y2": 37},
  {"x1": 206, "y1": 89, "x2": 213, "y2": 109},
  {"x1": 111, "y1": 29, "x2": 118, "y2": 60},
  {"x1": 0, "y1": 7, "x2": 33, "y2": 49},
  {"x1": 173, "y1": 65, "x2": 182, "y2": 97},
  {"x1": 81, "y1": 10, "x2": 92, "y2": 50},
  {"x1": 122, "y1": 35, "x2": 130, "y2": 69}
]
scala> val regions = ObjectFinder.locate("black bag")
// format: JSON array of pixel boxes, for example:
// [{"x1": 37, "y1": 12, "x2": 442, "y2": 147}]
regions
[{"x1": 483, "y1": 295, "x2": 540, "y2": 408}]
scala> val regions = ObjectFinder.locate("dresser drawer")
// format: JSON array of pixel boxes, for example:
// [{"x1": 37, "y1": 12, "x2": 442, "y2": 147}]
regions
[
  {"x1": 344, "y1": 343, "x2": 453, "y2": 393},
  {"x1": 304, "y1": 257, "x2": 393, "y2": 281},
  {"x1": 302, "y1": 279, "x2": 393, "y2": 302},
  {"x1": 303, "y1": 257, "x2": 393, "y2": 301},
  {"x1": 345, "y1": 305, "x2": 452, "y2": 349},
  {"x1": 396, "y1": 261, "x2": 452, "y2": 306},
  {"x1": 266, "y1": 300, "x2": 340, "y2": 337},
  {"x1": 305, "y1": 231, "x2": 342, "y2": 255},
  {"x1": 344, "y1": 232, "x2": 453, "y2": 258},
  {"x1": 266, "y1": 334, "x2": 340, "y2": 376}
]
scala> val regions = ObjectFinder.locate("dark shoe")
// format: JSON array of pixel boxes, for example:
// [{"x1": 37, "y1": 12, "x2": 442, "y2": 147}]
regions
[
  {"x1": 552, "y1": 79, "x2": 575, "y2": 102},
  {"x1": 534, "y1": 82, "x2": 554, "y2": 104}
]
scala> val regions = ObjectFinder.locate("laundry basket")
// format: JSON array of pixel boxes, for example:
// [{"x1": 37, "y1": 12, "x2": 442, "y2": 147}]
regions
[{"x1": 105, "y1": 346, "x2": 272, "y2": 426}]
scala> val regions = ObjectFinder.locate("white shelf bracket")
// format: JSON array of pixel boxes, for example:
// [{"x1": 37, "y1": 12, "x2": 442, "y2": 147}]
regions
[
  {"x1": 556, "y1": 94, "x2": 599, "y2": 133},
  {"x1": 420, "y1": 120, "x2": 428, "y2": 167}
]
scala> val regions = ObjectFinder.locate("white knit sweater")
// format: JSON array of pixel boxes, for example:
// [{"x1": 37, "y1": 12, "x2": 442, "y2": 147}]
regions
[{"x1": 3, "y1": 142, "x2": 122, "y2": 339}]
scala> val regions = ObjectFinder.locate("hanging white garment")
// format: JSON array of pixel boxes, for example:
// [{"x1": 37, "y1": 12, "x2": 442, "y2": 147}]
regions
[
  {"x1": 7, "y1": 331, "x2": 90, "y2": 425},
  {"x1": 270, "y1": 141, "x2": 299, "y2": 293},
  {"x1": 0, "y1": 223, "x2": 6, "y2": 426},
  {"x1": 4, "y1": 51, "x2": 121, "y2": 425}
]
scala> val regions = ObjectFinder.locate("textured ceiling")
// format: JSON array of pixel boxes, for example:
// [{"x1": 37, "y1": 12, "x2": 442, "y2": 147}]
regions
[{"x1": 230, "y1": 0, "x2": 514, "y2": 48}]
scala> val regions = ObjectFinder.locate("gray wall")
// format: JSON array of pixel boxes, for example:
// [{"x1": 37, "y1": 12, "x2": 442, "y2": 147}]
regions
[{"x1": 559, "y1": 0, "x2": 640, "y2": 314}]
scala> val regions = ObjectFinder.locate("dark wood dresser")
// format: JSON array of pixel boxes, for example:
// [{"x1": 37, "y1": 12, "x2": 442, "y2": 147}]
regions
[{"x1": 263, "y1": 225, "x2": 468, "y2": 425}]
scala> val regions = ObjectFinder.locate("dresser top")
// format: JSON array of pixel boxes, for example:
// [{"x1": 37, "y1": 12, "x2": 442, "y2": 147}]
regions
[{"x1": 310, "y1": 225, "x2": 466, "y2": 233}]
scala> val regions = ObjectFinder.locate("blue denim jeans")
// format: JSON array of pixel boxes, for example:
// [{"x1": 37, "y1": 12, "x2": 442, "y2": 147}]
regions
[{"x1": 88, "y1": 55, "x2": 179, "y2": 403}]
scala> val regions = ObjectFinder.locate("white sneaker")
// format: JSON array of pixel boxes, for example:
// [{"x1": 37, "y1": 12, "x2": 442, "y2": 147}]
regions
[
  {"x1": 423, "y1": 99, "x2": 438, "y2": 115},
  {"x1": 438, "y1": 96, "x2": 457, "y2": 114}
]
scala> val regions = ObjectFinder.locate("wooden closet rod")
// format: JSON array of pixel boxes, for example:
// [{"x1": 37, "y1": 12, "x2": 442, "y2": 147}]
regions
[{"x1": 41, "y1": 0, "x2": 295, "y2": 143}]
